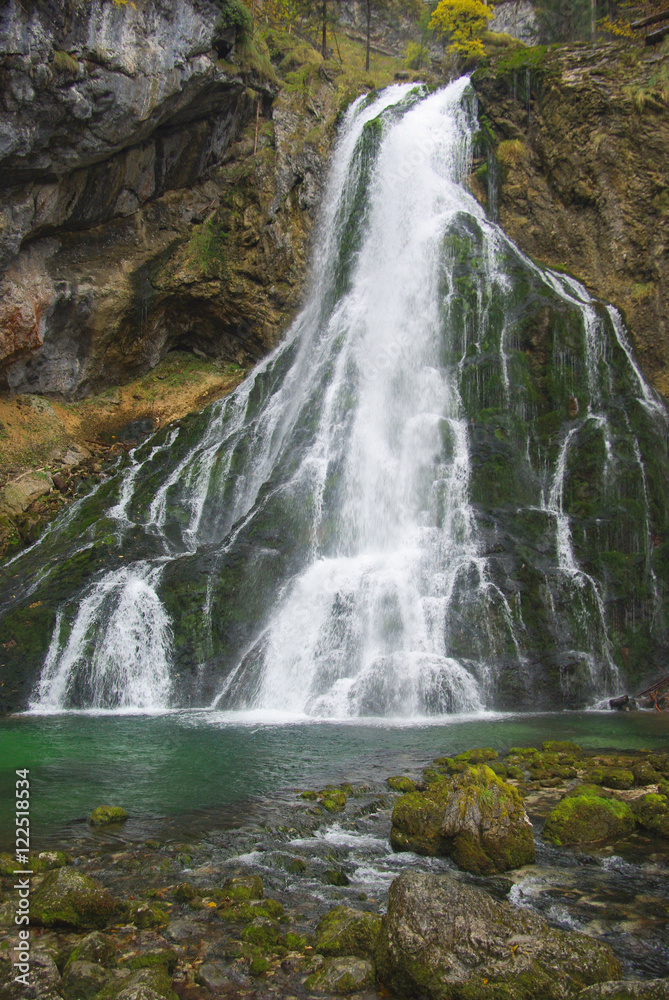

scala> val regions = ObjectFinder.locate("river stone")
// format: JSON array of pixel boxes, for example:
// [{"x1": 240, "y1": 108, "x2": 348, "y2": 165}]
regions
[
  {"x1": 578, "y1": 982, "x2": 669, "y2": 1000},
  {"x1": 99, "y1": 968, "x2": 178, "y2": 1000},
  {"x1": 89, "y1": 805, "x2": 128, "y2": 826},
  {"x1": 391, "y1": 764, "x2": 535, "y2": 874},
  {"x1": 374, "y1": 871, "x2": 621, "y2": 1000},
  {"x1": 66, "y1": 930, "x2": 118, "y2": 966},
  {"x1": 314, "y1": 905, "x2": 382, "y2": 958},
  {"x1": 62, "y1": 959, "x2": 110, "y2": 1000},
  {"x1": 31, "y1": 868, "x2": 117, "y2": 929},
  {"x1": 222, "y1": 874, "x2": 263, "y2": 900},
  {"x1": 543, "y1": 791, "x2": 635, "y2": 847},
  {"x1": 304, "y1": 956, "x2": 375, "y2": 993},
  {"x1": 0, "y1": 949, "x2": 62, "y2": 1000}
]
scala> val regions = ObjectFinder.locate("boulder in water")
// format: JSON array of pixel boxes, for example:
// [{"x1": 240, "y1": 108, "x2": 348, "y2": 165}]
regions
[
  {"x1": 374, "y1": 871, "x2": 621, "y2": 1000},
  {"x1": 314, "y1": 905, "x2": 382, "y2": 958},
  {"x1": 221, "y1": 874, "x2": 263, "y2": 901},
  {"x1": 542, "y1": 788, "x2": 635, "y2": 846},
  {"x1": 31, "y1": 868, "x2": 117, "y2": 930},
  {"x1": 89, "y1": 805, "x2": 128, "y2": 826},
  {"x1": 390, "y1": 764, "x2": 535, "y2": 874},
  {"x1": 631, "y1": 793, "x2": 669, "y2": 838}
]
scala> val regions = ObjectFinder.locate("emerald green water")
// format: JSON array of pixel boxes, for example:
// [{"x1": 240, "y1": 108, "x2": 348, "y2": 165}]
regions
[{"x1": 1, "y1": 711, "x2": 668, "y2": 849}]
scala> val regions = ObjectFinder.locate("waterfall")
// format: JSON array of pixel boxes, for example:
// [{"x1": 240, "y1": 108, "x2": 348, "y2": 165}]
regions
[{"x1": 2, "y1": 79, "x2": 668, "y2": 716}]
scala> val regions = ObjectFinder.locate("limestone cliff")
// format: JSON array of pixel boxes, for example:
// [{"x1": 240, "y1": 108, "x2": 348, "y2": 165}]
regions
[
  {"x1": 472, "y1": 41, "x2": 669, "y2": 396},
  {"x1": 0, "y1": 0, "x2": 343, "y2": 397}
]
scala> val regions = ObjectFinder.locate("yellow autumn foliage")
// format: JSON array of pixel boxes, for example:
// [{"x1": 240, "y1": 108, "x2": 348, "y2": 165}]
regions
[{"x1": 429, "y1": 0, "x2": 494, "y2": 58}]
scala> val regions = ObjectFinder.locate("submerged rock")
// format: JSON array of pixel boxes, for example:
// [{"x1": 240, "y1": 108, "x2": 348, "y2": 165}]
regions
[
  {"x1": 375, "y1": 871, "x2": 621, "y2": 1000},
  {"x1": 391, "y1": 764, "x2": 535, "y2": 874},
  {"x1": 578, "y1": 983, "x2": 669, "y2": 1000},
  {"x1": 31, "y1": 868, "x2": 117, "y2": 930},
  {"x1": 542, "y1": 789, "x2": 635, "y2": 847}
]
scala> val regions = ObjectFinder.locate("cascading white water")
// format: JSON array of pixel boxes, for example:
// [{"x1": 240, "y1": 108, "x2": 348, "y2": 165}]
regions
[{"x1": 18, "y1": 78, "x2": 668, "y2": 715}]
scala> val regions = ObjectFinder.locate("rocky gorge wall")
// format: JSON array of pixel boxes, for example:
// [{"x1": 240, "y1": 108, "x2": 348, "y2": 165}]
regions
[
  {"x1": 472, "y1": 40, "x2": 669, "y2": 397},
  {"x1": 0, "y1": 0, "x2": 344, "y2": 399}
]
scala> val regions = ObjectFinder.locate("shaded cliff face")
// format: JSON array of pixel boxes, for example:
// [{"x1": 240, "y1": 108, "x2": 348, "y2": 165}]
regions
[
  {"x1": 472, "y1": 41, "x2": 669, "y2": 398},
  {"x1": 0, "y1": 0, "x2": 341, "y2": 397}
]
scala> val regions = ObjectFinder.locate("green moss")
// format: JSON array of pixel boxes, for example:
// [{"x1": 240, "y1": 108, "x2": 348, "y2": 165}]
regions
[
  {"x1": 315, "y1": 905, "x2": 382, "y2": 958},
  {"x1": 31, "y1": 868, "x2": 117, "y2": 930},
  {"x1": 89, "y1": 805, "x2": 128, "y2": 826},
  {"x1": 241, "y1": 916, "x2": 282, "y2": 948},
  {"x1": 222, "y1": 874, "x2": 263, "y2": 900},
  {"x1": 543, "y1": 793, "x2": 634, "y2": 847},
  {"x1": 249, "y1": 955, "x2": 271, "y2": 975},
  {"x1": 387, "y1": 776, "x2": 417, "y2": 792},
  {"x1": 454, "y1": 747, "x2": 498, "y2": 764},
  {"x1": 217, "y1": 898, "x2": 285, "y2": 922}
]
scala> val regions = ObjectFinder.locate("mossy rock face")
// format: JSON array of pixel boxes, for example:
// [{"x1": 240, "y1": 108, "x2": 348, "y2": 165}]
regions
[
  {"x1": 375, "y1": 871, "x2": 621, "y2": 1000},
  {"x1": 387, "y1": 776, "x2": 416, "y2": 792},
  {"x1": 65, "y1": 930, "x2": 118, "y2": 967},
  {"x1": 31, "y1": 868, "x2": 117, "y2": 930},
  {"x1": 89, "y1": 805, "x2": 128, "y2": 826},
  {"x1": 542, "y1": 791, "x2": 634, "y2": 847},
  {"x1": 222, "y1": 874, "x2": 263, "y2": 901},
  {"x1": 391, "y1": 765, "x2": 535, "y2": 874},
  {"x1": 314, "y1": 905, "x2": 382, "y2": 958},
  {"x1": 305, "y1": 956, "x2": 375, "y2": 994}
]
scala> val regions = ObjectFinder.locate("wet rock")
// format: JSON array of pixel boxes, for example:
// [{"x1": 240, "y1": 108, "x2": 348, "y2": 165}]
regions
[
  {"x1": 304, "y1": 956, "x2": 375, "y2": 993},
  {"x1": 375, "y1": 871, "x2": 621, "y2": 1000},
  {"x1": 127, "y1": 902, "x2": 170, "y2": 929},
  {"x1": 543, "y1": 789, "x2": 635, "y2": 847},
  {"x1": 322, "y1": 869, "x2": 351, "y2": 887},
  {"x1": 66, "y1": 930, "x2": 118, "y2": 965},
  {"x1": 631, "y1": 793, "x2": 669, "y2": 838},
  {"x1": 99, "y1": 967, "x2": 178, "y2": 1000},
  {"x1": 240, "y1": 916, "x2": 282, "y2": 948},
  {"x1": 89, "y1": 805, "x2": 128, "y2": 826},
  {"x1": 314, "y1": 905, "x2": 382, "y2": 958},
  {"x1": 578, "y1": 982, "x2": 669, "y2": 1000},
  {"x1": 391, "y1": 764, "x2": 535, "y2": 874},
  {"x1": 0, "y1": 949, "x2": 62, "y2": 1000},
  {"x1": 221, "y1": 874, "x2": 263, "y2": 900},
  {"x1": 387, "y1": 775, "x2": 416, "y2": 792},
  {"x1": 196, "y1": 961, "x2": 235, "y2": 991},
  {"x1": 0, "y1": 473, "x2": 52, "y2": 516},
  {"x1": 31, "y1": 868, "x2": 117, "y2": 930},
  {"x1": 62, "y1": 959, "x2": 111, "y2": 1000}
]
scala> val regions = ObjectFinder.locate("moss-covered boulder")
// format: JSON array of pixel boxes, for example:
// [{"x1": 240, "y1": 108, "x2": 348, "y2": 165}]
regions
[
  {"x1": 305, "y1": 956, "x2": 375, "y2": 993},
  {"x1": 631, "y1": 793, "x2": 669, "y2": 838},
  {"x1": 587, "y1": 768, "x2": 635, "y2": 790},
  {"x1": 543, "y1": 790, "x2": 634, "y2": 847},
  {"x1": 322, "y1": 869, "x2": 350, "y2": 887},
  {"x1": 391, "y1": 765, "x2": 535, "y2": 874},
  {"x1": 31, "y1": 868, "x2": 117, "y2": 930},
  {"x1": 88, "y1": 805, "x2": 128, "y2": 826},
  {"x1": 314, "y1": 905, "x2": 382, "y2": 958},
  {"x1": 387, "y1": 776, "x2": 416, "y2": 792},
  {"x1": 319, "y1": 788, "x2": 347, "y2": 812},
  {"x1": 221, "y1": 874, "x2": 263, "y2": 901},
  {"x1": 454, "y1": 747, "x2": 498, "y2": 765},
  {"x1": 375, "y1": 871, "x2": 621, "y2": 1000},
  {"x1": 217, "y1": 897, "x2": 285, "y2": 923},
  {"x1": 542, "y1": 741, "x2": 582, "y2": 756},
  {"x1": 241, "y1": 916, "x2": 283, "y2": 948}
]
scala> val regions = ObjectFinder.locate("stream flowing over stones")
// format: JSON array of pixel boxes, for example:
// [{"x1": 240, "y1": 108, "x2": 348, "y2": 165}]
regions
[{"x1": 1, "y1": 79, "x2": 668, "y2": 715}]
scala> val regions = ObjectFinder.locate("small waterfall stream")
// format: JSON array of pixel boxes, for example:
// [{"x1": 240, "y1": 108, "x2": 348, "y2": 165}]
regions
[{"x1": 1, "y1": 79, "x2": 668, "y2": 716}]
